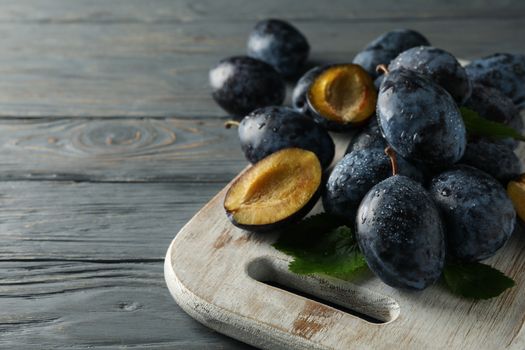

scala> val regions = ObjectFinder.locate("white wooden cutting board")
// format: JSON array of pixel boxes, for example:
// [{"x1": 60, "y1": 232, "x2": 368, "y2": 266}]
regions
[{"x1": 165, "y1": 115, "x2": 525, "y2": 350}]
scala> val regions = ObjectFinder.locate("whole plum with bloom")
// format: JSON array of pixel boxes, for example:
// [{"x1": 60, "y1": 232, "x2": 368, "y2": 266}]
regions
[
  {"x1": 377, "y1": 68, "x2": 466, "y2": 168},
  {"x1": 322, "y1": 148, "x2": 423, "y2": 223},
  {"x1": 344, "y1": 118, "x2": 432, "y2": 182},
  {"x1": 460, "y1": 140, "x2": 521, "y2": 184},
  {"x1": 353, "y1": 49, "x2": 396, "y2": 80},
  {"x1": 465, "y1": 83, "x2": 523, "y2": 149},
  {"x1": 352, "y1": 29, "x2": 430, "y2": 79},
  {"x1": 209, "y1": 56, "x2": 285, "y2": 116},
  {"x1": 388, "y1": 46, "x2": 472, "y2": 104},
  {"x1": 429, "y1": 166, "x2": 516, "y2": 262},
  {"x1": 465, "y1": 84, "x2": 523, "y2": 131},
  {"x1": 374, "y1": 75, "x2": 385, "y2": 90},
  {"x1": 356, "y1": 175, "x2": 446, "y2": 290},
  {"x1": 465, "y1": 53, "x2": 525, "y2": 107},
  {"x1": 238, "y1": 106, "x2": 334, "y2": 169},
  {"x1": 365, "y1": 29, "x2": 430, "y2": 52},
  {"x1": 247, "y1": 19, "x2": 309, "y2": 77},
  {"x1": 345, "y1": 118, "x2": 387, "y2": 154}
]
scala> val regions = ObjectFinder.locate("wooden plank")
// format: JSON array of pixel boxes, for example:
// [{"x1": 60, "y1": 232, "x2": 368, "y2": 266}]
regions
[
  {"x1": 0, "y1": 18, "x2": 522, "y2": 117},
  {"x1": 0, "y1": 0, "x2": 524, "y2": 23},
  {"x1": 0, "y1": 179, "x2": 256, "y2": 348},
  {"x1": 0, "y1": 118, "x2": 246, "y2": 182},
  {"x1": 0, "y1": 260, "x2": 252, "y2": 349},
  {"x1": 0, "y1": 181, "x2": 227, "y2": 261}
]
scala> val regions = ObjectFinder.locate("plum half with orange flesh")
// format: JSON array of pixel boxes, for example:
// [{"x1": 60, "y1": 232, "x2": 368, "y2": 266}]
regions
[
  {"x1": 224, "y1": 148, "x2": 322, "y2": 232},
  {"x1": 306, "y1": 64, "x2": 377, "y2": 131}
]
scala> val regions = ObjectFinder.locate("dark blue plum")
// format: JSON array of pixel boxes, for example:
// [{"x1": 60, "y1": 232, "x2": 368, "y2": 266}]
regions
[
  {"x1": 460, "y1": 140, "x2": 522, "y2": 183},
  {"x1": 356, "y1": 175, "x2": 445, "y2": 290},
  {"x1": 344, "y1": 119, "x2": 431, "y2": 183},
  {"x1": 377, "y1": 68, "x2": 466, "y2": 168},
  {"x1": 322, "y1": 149, "x2": 423, "y2": 223},
  {"x1": 465, "y1": 84, "x2": 523, "y2": 149},
  {"x1": 374, "y1": 75, "x2": 385, "y2": 90},
  {"x1": 364, "y1": 29, "x2": 430, "y2": 52},
  {"x1": 465, "y1": 53, "x2": 525, "y2": 107},
  {"x1": 429, "y1": 165, "x2": 516, "y2": 261},
  {"x1": 465, "y1": 83, "x2": 523, "y2": 134},
  {"x1": 344, "y1": 118, "x2": 387, "y2": 154},
  {"x1": 247, "y1": 19, "x2": 309, "y2": 78},
  {"x1": 352, "y1": 49, "x2": 395, "y2": 79},
  {"x1": 238, "y1": 106, "x2": 334, "y2": 168},
  {"x1": 352, "y1": 29, "x2": 430, "y2": 79},
  {"x1": 389, "y1": 46, "x2": 472, "y2": 104},
  {"x1": 209, "y1": 56, "x2": 285, "y2": 116},
  {"x1": 292, "y1": 65, "x2": 331, "y2": 113}
]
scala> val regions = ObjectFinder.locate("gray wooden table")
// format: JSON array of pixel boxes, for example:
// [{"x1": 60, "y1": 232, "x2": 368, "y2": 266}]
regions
[{"x1": 1, "y1": 1, "x2": 524, "y2": 349}]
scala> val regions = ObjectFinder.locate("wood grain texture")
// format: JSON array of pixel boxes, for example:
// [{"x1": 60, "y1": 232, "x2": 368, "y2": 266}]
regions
[
  {"x1": 0, "y1": 118, "x2": 245, "y2": 182},
  {"x1": 0, "y1": 180, "x2": 254, "y2": 349},
  {"x1": 0, "y1": 0, "x2": 524, "y2": 23},
  {"x1": 0, "y1": 181, "x2": 229, "y2": 260},
  {"x1": 0, "y1": 260, "x2": 251, "y2": 349},
  {"x1": 0, "y1": 3, "x2": 522, "y2": 116}
]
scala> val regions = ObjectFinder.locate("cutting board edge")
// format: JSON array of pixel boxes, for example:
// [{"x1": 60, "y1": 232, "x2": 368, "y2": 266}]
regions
[{"x1": 164, "y1": 236, "x2": 336, "y2": 350}]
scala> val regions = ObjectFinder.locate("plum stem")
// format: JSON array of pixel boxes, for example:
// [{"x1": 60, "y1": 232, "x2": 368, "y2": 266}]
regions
[
  {"x1": 376, "y1": 64, "x2": 389, "y2": 75},
  {"x1": 384, "y1": 146, "x2": 398, "y2": 176},
  {"x1": 224, "y1": 120, "x2": 240, "y2": 129}
]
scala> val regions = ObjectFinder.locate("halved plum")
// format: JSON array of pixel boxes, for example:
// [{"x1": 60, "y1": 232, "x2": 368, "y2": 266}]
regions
[
  {"x1": 307, "y1": 64, "x2": 377, "y2": 131},
  {"x1": 224, "y1": 148, "x2": 322, "y2": 232}
]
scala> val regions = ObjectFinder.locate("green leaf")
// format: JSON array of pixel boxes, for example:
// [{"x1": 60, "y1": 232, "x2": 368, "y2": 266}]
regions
[
  {"x1": 443, "y1": 261, "x2": 515, "y2": 300},
  {"x1": 273, "y1": 213, "x2": 368, "y2": 280},
  {"x1": 460, "y1": 107, "x2": 525, "y2": 142}
]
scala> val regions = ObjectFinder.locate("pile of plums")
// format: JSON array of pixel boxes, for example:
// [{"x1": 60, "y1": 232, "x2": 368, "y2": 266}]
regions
[{"x1": 212, "y1": 19, "x2": 525, "y2": 291}]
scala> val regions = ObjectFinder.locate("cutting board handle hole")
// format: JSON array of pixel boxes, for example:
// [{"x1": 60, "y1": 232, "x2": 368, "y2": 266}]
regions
[{"x1": 246, "y1": 257, "x2": 400, "y2": 324}]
